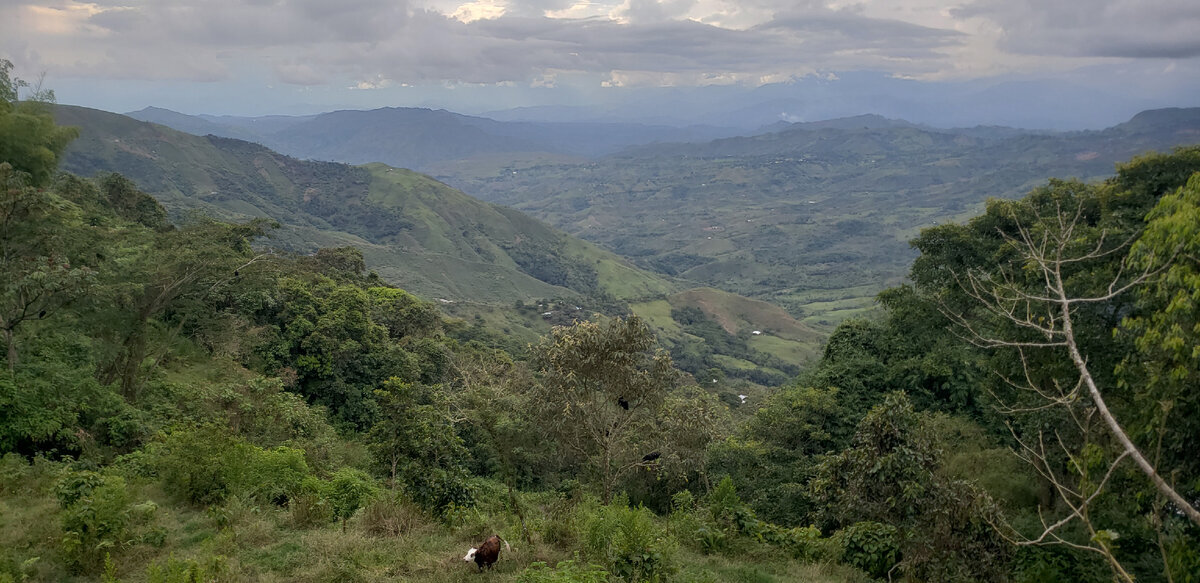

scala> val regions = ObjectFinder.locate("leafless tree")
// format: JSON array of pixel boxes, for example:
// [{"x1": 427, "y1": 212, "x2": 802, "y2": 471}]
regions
[{"x1": 940, "y1": 197, "x2": 1198, "y2": 581}]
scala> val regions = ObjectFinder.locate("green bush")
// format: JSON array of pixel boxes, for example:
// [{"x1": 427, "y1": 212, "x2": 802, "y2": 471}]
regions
[
  {"x1": 323, "y1": 467, "x2": 379, "y2": 528},
  {"x1": 837, "y1": 521, "x2": 900, "y2": 579},
  {"x1": 57, "y1": 471, "x2": 133, "y2": 572},
  {"x1": 518, "y1": 559, "x2": 610, "y2": 583},
  {"x1": 580, "y1": 499, "x2": 675, "y2": 583},
  {"x1": 147, "y1": 426, "x2": 311, "y2": 506},
  {"x1": 761, "y1": 523, "x2": 823, "y2": 561},
  {"x1": 359, "y1": 492, "x2": 429, "y2": 537}
]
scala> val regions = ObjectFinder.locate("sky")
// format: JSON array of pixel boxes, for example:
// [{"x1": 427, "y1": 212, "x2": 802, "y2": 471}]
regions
[{"x1": 3, "y1": 0, "x2": 1199, "y2": 127}]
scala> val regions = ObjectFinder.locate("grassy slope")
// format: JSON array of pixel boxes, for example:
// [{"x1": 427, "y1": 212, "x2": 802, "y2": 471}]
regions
[
  {"x1": 54, "y1": 105, "x2": 679, "y2": 306},
  {"x1": 0, "y1": 475, "x2": 864, "y2": 583},
  {"x1": 632, "y1": 287, "x2": 826, "y2": 374}
]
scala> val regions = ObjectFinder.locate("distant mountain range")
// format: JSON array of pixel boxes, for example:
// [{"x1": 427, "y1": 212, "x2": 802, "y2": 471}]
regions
[{"x1": 125, "y1": 106, "x2": 742, "y2": 171}]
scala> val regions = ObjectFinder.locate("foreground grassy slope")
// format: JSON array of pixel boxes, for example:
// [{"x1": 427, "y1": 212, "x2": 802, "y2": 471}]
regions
[
  {"x1": 0, "y1": 457, "x2": 866, "y2": 583},
  {"x1": 54, "y1": 105, "x2": 679, "y2": 306}
]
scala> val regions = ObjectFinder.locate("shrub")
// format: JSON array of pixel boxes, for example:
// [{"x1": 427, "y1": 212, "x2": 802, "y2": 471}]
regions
[
  {"x1": 57, "y1": 472, "x2": 133, "y2": 572},
  {"x1": 148, "y1": 426, "x2": 311, "y2": 505},
  {"x1": 359, "y1": 493, "x2": 429, "y2": 537},
  {"x1": 580, "y1": 500, "x2": 675, "y2": 583},
  {"x1": 288, "y1": 493, "x2": 333, "y2": 529},
  {"x1": 518, "y1": 559, "x2": 611, "y2": 583},
  {"x1": 324, "y1": 467, "x2": 379, "y2": 530},
  {"x1": 837, "y1": 521, "x2": 900, "y2": 579}
]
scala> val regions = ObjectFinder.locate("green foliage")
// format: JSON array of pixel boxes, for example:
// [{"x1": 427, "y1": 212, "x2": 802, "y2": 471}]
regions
[
  {"x1": 144, "y1": 426, "x2": 310, "y2": 506},
  {"x1": 56, "y1": 470, "x2": 133, "y2": 572},
  {"x1": 518, "y1": 559, "x2": 611, "y2": 583},
  {"x1": 0, "y1": 60, "x2": 78, "y2": 187},
  {"x1": 324, "y1": 467, "x2": 379, "y2": 525},
  {"x1": 810, "y1": 393, "x2": 1010, "y2": 581},
  {"x1": 97, "y1": 173, "x2": 170, "y2": 230},
  {"x1": 1120, "y1": 168, "x2": 1200, "y2": 502},
  {"x1": 835, "y1": 522, "x2": 900, "y2": 580},
  {"x1": 368, "y1": 379, "x2": 473, "y2": 512},
  {"x1": 532, "y1": 316, "x2": 684, "y2": 503},
  {"x1": 580, "y1": 499, "x2": 676, "y2": 583},
  {"x1": 0, "y1": 332, "x2": 122, "y2": 454},
  {"x1": 708, "y1": 385, "x2": 848, "y2": 526},
  {"x1": 0, "y1": 162, "x2": 96, "y2": 372},
  {"x1": 368, "y1": 287, "x2": 440, "y2": 339}
]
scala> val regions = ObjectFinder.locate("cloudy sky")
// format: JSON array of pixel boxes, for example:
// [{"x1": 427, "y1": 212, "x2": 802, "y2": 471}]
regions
[{"x1": 3, "y1": 0, "x2": 1199, "y2": 125}]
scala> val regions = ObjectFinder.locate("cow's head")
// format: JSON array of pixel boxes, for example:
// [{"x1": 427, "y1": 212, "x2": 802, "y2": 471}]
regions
[{"x1": 463, "y1": 548, "x2": 478, "y2": 562}]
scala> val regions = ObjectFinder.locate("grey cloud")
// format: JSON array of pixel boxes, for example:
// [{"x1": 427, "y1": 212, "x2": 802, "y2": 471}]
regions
[
  {"x1": 957, "y1": 0, "x2": 1200, "y2": 59},
  {"x1": 5, "y1": 0, "x2": 967, "y2": 86}
]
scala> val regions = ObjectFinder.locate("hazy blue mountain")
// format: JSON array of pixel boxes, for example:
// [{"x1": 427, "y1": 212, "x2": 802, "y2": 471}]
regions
[{"x1": 124, "y1": 106, "x2": 745, "y2": 171}]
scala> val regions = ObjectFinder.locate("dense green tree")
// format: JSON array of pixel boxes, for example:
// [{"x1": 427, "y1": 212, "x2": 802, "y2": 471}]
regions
[
  {"x1": 811, "y1": 392, "x2": 1010, "y2": 582},
  {"x1": 95, "y1": 216, "x2": 272, "y2": 398},
  {"x1": 367, "y1": 379, "x2": 472, "y2": 511},
  {"x1": 530, "y1": 315, "x2": 682, "y2": 503},
  {"x1": 0, "y1": 59, "x2": 77, "y2": 186},
  {"x1": 899, "y1": 148, "x2": 1200, "y2": 581},
  {"x1": 708, "y1": 384, "x2": 849, "y2": 525},
  {"x1": 0, "y1": 163, "x2": 94, "y2": 370}
]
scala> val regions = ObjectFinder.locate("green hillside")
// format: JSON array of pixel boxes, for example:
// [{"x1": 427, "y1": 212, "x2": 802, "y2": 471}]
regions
[{"x1": 54, "y1": 105, "x2": 678, "y2": 307}]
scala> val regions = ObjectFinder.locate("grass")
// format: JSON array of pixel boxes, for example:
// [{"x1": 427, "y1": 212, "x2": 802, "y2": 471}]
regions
[{"x1": 0, "y1": 456, "x2": 868, "y2": 583}]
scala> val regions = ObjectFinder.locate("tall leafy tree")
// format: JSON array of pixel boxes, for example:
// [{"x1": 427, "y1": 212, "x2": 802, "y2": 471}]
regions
[
  {"x1": 0, "y1": 59, "x2": 77, "y2": 187},
  {"x1": 530, "y1": 315, "x2": 681, "y2": 503},
  {"x1": 0, "y1": 163, "x2": 94, "y2": 370}
]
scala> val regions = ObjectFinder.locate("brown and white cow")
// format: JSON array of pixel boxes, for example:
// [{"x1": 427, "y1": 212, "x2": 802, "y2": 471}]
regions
[{"x1": 463, "y1": 535, "x2": 510, "y2": 571}]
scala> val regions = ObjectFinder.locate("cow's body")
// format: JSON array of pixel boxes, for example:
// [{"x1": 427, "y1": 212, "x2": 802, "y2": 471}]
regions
[{"x1": 463, "y1": 535, "x2": 508, "y2": 571}]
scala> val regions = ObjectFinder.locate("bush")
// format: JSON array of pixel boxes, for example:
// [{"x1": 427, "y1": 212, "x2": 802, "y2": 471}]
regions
[
  {"x1": 57, "y1": 471, "x2": 133, "y2": 572},
  {"x1": 837, "y1": 521, "x2": 900, "y2": 580},
  {"x1": 518, "y1": 559, "x2": 610, "y2": 583},
  {"x1": 288, "y1": 493, "x2": 333, "y2": 528},
  {"x1": 324, "y1": 467, "x2": 379, "y2": 529},
  {"x1": 580, "y1": 499, "x2": 675, "y2": 583},
  {"x1": 761, "y1": 523, "x2": 823, "y2": 561},
  {"x1": 359, "y1": 493, "x2": 429, "y2": 537},
  {"x1": 148, "y1": 426, "x2": 311, "y2": 506}
]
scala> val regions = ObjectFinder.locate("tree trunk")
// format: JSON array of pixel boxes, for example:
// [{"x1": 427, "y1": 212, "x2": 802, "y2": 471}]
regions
[
  {"x1": 602, "y1": 445, "x2": 613, "y2": 504},
  {"x1": 1057, "y1": 281, "x2": 1200, "y2": 527},
  {"x1": 3, "y1": 327, "x2": 14, "y2": 372}
]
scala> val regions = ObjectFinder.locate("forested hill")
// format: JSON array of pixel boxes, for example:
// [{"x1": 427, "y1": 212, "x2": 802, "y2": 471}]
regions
[{"x1": 53, "y1": 105, "x2": 677, "y2": 306}]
